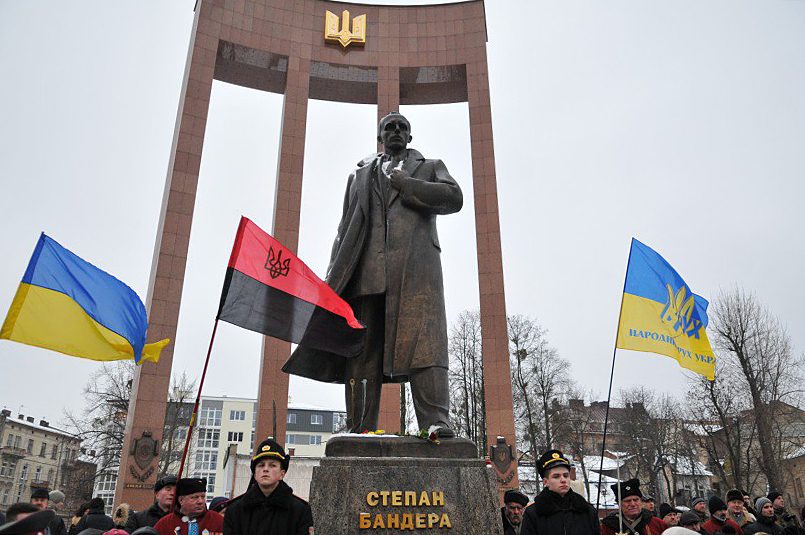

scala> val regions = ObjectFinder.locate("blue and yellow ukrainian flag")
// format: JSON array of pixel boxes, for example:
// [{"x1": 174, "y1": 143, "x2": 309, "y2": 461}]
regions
[
  {"x1": 1, "y1": 233, "x2": 168, "y2": 364},
  {"x1": 616, "y1": 239, "x2": 715, "y2": 380}
]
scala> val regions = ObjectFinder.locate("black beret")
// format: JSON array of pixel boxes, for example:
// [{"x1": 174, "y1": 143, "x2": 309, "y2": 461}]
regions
[
  {"x1": 610, "y1": 478, "x2": 642, "y2": 501},
  {"x1": 154, "y1": 475, "x2": 177, "y2": 493},
  {"x1": 504, "y1": 490, "x2": 529, "y2": 507},
  {"x1": 251, "y1": 438, "x2": 289, "y2": 472},
  {"x1": 537, "y1": 449, "x2": 572, "y2": 478},
  {"x1": 176, "y1": 477, "x2": 206, "y2": 497},
  {"x1": 31, "y1": 487, "x2": 50, "y2": 500},
  {"x1": 767, "y1": 491, "x2": 782, "y2": 503},
  {"x1": 726, "y1": 489, "x2": 744, "y2": 503},
  {"x1": 0, "y1": 509, "x2": 55, "y2": 535}
]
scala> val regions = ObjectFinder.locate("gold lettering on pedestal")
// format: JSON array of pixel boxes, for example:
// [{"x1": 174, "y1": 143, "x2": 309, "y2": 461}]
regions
[{"x1": 359, "y1": 490, "x2": 451, "y2": 529}]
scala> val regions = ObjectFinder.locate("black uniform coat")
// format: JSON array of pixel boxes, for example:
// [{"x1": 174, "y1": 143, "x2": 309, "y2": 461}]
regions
[
  {"x1": 223, "y1": 480, "x2": 312, "y2": 535},
  {"x1": 521, "y1": 488, "x2": 599, "y2": 535},
  {"x1": 124, "y1": 503, "x2": 168, "y2": 533},
  {"x1": 283, "y1": 148, "x2": 462, "y2": 383}
]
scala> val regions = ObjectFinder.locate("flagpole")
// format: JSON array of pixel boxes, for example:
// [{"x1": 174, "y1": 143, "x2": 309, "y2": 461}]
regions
[
  {"x1": 595, "y1": 239, "x2": 635, "y2": 514},
  {"x1": 176, "y1": 318, "x2": 220, "y2": 483}
]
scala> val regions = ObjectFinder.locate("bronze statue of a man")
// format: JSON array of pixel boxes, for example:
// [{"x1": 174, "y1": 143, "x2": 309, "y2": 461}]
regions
[{"x1": 283, "y1": 112, "x2": 462, "y2": 437}]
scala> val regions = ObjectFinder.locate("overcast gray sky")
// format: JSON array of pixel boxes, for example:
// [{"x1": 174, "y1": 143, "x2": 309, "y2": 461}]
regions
[{"x1": 1, "y1": 1, "x2": 803, "y2": 425}]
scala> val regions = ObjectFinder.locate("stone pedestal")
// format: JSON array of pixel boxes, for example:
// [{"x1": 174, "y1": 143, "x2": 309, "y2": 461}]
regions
[{"x1": 310, "y1": 436, "x2": 502, "y2": 534}]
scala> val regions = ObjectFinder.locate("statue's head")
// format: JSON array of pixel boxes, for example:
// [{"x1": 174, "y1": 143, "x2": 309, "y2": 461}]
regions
[{"x1": 377, "y1": 111, "x2": 412, "y2": 154}]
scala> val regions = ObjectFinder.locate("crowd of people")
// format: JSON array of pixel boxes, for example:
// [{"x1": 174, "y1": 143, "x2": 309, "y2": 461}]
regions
[
  {"x1": 0, "y1": 439, "x2": 313, "y2": 535},
  {"x1": 501, "y1": 448, "x2": 805, "y2": 535},
  {"x1": 5, "y1": 442, "x2": 805, "y2": 534}
]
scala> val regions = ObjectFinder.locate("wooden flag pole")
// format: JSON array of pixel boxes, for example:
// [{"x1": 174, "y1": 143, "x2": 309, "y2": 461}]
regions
[
  {"x1": 594, "y1": 239, "x2": 635, "y2": 513},
  {"x1": 176, "y1": 318, "x2": 220, "y2": 484}
]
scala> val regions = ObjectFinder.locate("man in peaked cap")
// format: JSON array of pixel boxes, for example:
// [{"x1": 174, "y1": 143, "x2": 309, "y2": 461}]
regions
[
  {"x1": 125, "y1": 476, "x2": 177, "y2": 533},
  {"x1": 501, "y1": 490, "x2": 528, "y2": 535},
  {"x1": 521, "y1": 450, "x2": 598, "y2": 535},
  {"x1": 600, "y1": 479, "x2": 668, "y2": 535},
  {"x1": 223, "y1": 438, "x2": 313, "y2": 535},
  {"x1": 0, "y1": 507, "x2": 56, "y2": 535},
  {"x1": 153, "y1": 478, "x2": 223, "y2": 535}
]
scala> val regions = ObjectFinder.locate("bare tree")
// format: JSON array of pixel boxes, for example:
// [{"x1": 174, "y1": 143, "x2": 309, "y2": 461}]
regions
[
  {"x1": 64, "y1": 363, "x2": 196, "y2": 480},
  {"x1": 507, "y1": 315, "x2": 569, "y2": 459},
  {"x1": 709, "y1": 287, "x2": 804, "y2": 492},
  {"x1": 618, "y1": 387, "x2": 679, "y2": 500},
  {"x1": 448, "y1": 310, "x2": 486, "y2": 453},
  {"x1": 552, "y1": 388, "x2": 599, "y2": 498}
]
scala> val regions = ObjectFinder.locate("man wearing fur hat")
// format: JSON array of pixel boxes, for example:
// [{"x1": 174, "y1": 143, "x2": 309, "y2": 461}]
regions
[
  {"x1": 702, "y1": 495, "x2": 743, "y2": 535},
  {"x1": 153, "y1": 478, "x2": 223, "y2": 535},
  {"x1": 520, "y1": 450, "x2": 598, "y2": 535},
  {"x1": 502, "y1": 490, "x2": 528, "y2": 535},
  {"x1": 727, "y1": 489, "x2": 755, "y2": 528},
  {"x1": 223, "y1": 438, "x2": 313, "y2": 534},
  {"x1": 600, "y1": 479, "x2": 667, "y2": 535}
]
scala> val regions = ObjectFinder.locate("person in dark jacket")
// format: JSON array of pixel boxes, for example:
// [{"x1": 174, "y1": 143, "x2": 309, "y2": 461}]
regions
[
  {"x1": 502, "y1": 490, "x2": 528, "y2": 534},
  {"x1": 521, "y1": 449, "x2": 598, "y2": 535},
  {"x1": 743, "y1": 497, "x2": 784, "y2": 535},
  {"x1": 224, "y1": 438, "x2": 313, "y2": 535},
  {"x1": 768, "y1": 492, "x2": 804, "y2": 535},
  {"x1": 702, "y1": 495, "x2": 744, "y2": 535},
  {"x1": 72, "y1": 498, "x2": 114, "y2": 534},
  {"x1": 692, "y1": 498, "x2": 710, "y2": 522},
  {"x1": 124, "y1": 476, "x2": 176, "y2": 533},
  {"x1": 30, "y1": 487, "x2": 67, "y2": 535},
  {"x1": 600, "y1": 479, "x2": 667, "y2": 535}
]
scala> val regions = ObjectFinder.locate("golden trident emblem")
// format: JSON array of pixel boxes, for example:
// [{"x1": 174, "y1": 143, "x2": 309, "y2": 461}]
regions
[{"x1": 324, "y1": 10, "x2": 366, "y2": 48}]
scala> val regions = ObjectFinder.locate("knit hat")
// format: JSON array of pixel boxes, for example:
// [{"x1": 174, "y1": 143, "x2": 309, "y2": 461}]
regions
[
  {"x1": 660, "y1": 503, "x2": 682, "y2": 518},
  {"x1": 767, "y1": 491, "x2": 782, "y2": 503},
  {"x1": 726, "y1": 489, "x2": 744, "y2": 503},
  {"x1": 504, "y1": 490, "x2": 529, "y2": 507},
  {"x1": 709, "y1": 495, "x2": 728, "y2": 515},
  {"x1": 691, "y1": 497, "x2": 706, "y2": 508},
  {"x1": 31, "y1": 487, "x2": 50, "y2": 500},
  {"x1": 755, "y1": 497, "x2": 772, "y2": 513},
  {"x1": 611, "y1": 479, "x2": 642, "y2": 501},
  {"x1": 680, "y1": 511, "x2": 701, "y2": 527},
  {"x1": 643, "y1": 494, "x2": 655, "y2": 502},
  {"x1": 49, "y1": 490, "x2": 65, "y2": 504},
  {"x1": 251, "y1": 437, "x2": 289, "y2": 472}
]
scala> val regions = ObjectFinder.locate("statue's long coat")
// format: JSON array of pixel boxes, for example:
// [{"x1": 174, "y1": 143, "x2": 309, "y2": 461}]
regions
[{"x1": 282, "y1": 148, "x2": 463, "y2": 383}]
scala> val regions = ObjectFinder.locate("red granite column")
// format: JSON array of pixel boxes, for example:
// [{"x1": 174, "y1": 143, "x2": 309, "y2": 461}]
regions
[
  {"x1": 375, "y1": 65, "x2": 402, "y2": 434},
  {"x1": 467, "y1": 55, "x2": 519, "y2": 488},
  {"x1": 253, "y1": 56, "x2": 310, "y2": 447},
  {"x1": 115, "y1": 3, "x2": 219, "y2": 509}
]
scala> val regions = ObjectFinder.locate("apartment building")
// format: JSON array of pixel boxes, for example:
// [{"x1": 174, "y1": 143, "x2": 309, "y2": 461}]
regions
[{"x1": 0, "y1": 409, "x2": 95, "y2": 514}]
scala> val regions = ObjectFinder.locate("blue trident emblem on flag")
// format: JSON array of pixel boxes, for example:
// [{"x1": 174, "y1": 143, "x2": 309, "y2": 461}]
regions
[{"x1": 660, "y1": 284, "x2": 702, "y2": 339}]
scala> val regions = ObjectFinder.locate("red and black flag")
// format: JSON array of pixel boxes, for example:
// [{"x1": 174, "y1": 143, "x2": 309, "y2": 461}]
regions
[{"x1": 217, "y1": 217, "x2": 365, "y2": 356}]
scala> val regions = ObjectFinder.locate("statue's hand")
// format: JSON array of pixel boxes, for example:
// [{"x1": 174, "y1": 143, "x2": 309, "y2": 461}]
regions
[{"x1": 388, "y1": 169, "x2": 408, "y2": 190}]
